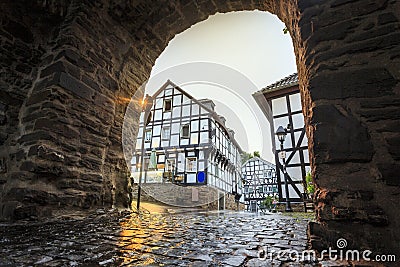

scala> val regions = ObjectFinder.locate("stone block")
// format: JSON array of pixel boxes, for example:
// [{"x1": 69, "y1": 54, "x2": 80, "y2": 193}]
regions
[
  {"x1": 25, "y1": 89, "x2": 52, "y2": 106},
  {"x1": 58, "y1": 72, "x2": 94, "y2": 101},
  {"x1": 346, "y1": 190, "x2": 374, "y2": 201},
  {"x1": 20, "y1": 160, "x2": 36, "y2": 172},
  {"x1": 309, "y1": 68, "x2": 396, "y2": 100},
  {"x1": 359, "y1": 97, "x2": 400, "y2": 109},
  {"x1": 15, "y1": 63, "x2": 32, "y2": 74},
  {"x1": 6, "y1": 187, "x2": 58, "y2": 205},
  {"x1": 55, "y1": 49, "x2": 95, "y2": 73},
  {"x1": 13, "y1": 205, "x2": 52, "y2": 220},
  {"x1": 378, "y1": 12, "x2": 398, "y2": 25},
  {"x1": 18, "y1": 130, "x2": 56, "y2": 144},
  {"x1": 346, "y1": 23, "x2": 398, "y2": 43},
  {"x1": 365, "y1": 207, "x2": 389, "y2": 226},
  {"x1": 377, "y1": 163, "x2": 400, "y2": 186},
  {"x1": 359, "y1": 107, "x2": 400, "y2": 122},
  {"x1": 0, "y1": 201, "x2": 20, "y2": 219},
  {"x1": 0, "y1": 114, "x2": 6, "y2": 125},
  {"x1": 4, "y1": 20, "x2": 33, "y2": 43},
  {"x1": 0, "y1": 157, "x2": 6, "y2": 173},
  {"x1": 384, "y1": 136, "x2": 400, "y2": 160},
  {"x1": 96, "y1": 69, "x2": 118, "y2": 91},
  {"x1": 376, "y1": 121, "x2": 400, "y2": 133},
  {"x1": 82, "y1": 74, "x2": 100, "y2": 91},
  {"x1": 56, "y1": 179, "x2": 83, "y2": 190},
  {"x1": 34, "y1": 118, "x2": 79, "y2": 139},
  {"x1": 311, "y1": 104, "x2": 374, "y2": 163},
  {"x1": 40, "y1": 60, "x2": 80, "y2": 79},
  {"x1": 79, "y1": 156, "x2": 102, "y2": 170}
]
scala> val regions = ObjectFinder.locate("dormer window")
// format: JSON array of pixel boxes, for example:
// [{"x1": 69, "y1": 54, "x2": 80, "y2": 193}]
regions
[{"x1": 163, "y1": 99, "x2": 172, "y2": 112}]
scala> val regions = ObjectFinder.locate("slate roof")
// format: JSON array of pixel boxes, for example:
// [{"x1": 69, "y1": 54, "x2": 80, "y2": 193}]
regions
[
  {"x1": 254, "y1": 73, "x2": 298, "y2": 95},
  {"x1": 241, "y1": 156, "x2": 275, "y2": 169}
]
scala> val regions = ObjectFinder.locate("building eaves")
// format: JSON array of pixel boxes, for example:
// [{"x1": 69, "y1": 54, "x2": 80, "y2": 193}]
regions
[{"x1": 253, "y1": 73, "x2": 298, "y2": 96}]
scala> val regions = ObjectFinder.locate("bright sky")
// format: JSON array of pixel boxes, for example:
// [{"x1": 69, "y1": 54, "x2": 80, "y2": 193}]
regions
[{"x1": 145, "y1": 11, "x2": 297, "y2": 162}]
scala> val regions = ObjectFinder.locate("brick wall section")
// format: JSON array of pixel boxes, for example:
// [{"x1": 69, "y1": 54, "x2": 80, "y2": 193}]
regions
[{"x1": 0, "y1": 0, "x2": 399, "y2": 258}]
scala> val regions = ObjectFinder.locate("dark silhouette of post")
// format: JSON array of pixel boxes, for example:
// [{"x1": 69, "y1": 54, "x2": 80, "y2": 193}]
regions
[
  {"x1": 137, "y1": 94, "x2": 154, "y2": 211},
  {"x1": 275, "y1": 125, "x2": 293, "y2": 212}
]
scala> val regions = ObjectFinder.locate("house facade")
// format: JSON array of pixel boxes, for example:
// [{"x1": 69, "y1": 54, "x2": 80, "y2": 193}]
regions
[
  {"x1": 253, "y1": 73, "x2": 311, "y2": 202},
  {"x1": 131, "y1": 80, "x2": 243, "y2": 209},
  {"x1": 241, "y1": 157, "x2": 277, "y2": 212}
]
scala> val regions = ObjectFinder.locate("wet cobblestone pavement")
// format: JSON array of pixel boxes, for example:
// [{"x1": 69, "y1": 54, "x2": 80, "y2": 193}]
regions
[{"x1": 0, "y1": 210, "x2": 322, "y2": 266}]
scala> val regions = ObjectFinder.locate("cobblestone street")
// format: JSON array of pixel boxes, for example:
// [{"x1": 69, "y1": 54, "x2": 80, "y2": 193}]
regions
[{"x1": 0, "y1": 209, "x2": 317, "y2": 267}]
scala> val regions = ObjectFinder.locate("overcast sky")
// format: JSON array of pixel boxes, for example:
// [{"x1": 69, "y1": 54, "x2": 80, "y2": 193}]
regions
[{"x1": 145, "y1": 11, "x2": 297, "y2": 162}]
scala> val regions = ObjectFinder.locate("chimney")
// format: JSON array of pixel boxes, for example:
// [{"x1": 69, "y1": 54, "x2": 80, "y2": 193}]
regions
[
  {"x1": 199, "y1": 99, "x2": 216, "y2": 111},
  {"x1": 218, "y1": 115, "x2": 226, "y2": 126},
  {"x1": 228, "y1": 129, "x2": 235, "y2": 138}
]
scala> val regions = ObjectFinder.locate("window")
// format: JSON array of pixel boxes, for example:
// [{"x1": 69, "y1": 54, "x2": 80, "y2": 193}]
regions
[
  {"x1": 180, "y1": 124, "x2": 190, "y2": 138},
  {"x1": 186, "y1": 157, "x2": 197, "y2": 173},
  {"x1": 166, "y1": 159, "x2": 175, "y2": 172},
  {"x1": 163, "y1": 99, "x2": 172, "y2": 112},
  {"x1": 145, "y1": 129, "x2": 152, "y2": 143},
  {"x1": 161, "y1": 126, "x2": 170, "y2": 140},
  {"x1": 158, "y1": 154, "x2": 165, "y2": 163},
  {"x1": 264, "y1": 170, "x2": 271, "y2": 178}
]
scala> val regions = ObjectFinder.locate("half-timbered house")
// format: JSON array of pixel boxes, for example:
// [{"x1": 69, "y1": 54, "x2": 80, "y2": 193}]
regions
[
  {"x1": 253, "y1": 73, "x2": 311, "y2": 203},
  {"x1": 241, "y1": 157, "x2": 277, "y2": 212},
  {"x1": 131, "y1": 80, "x2": 243, "y2": 208}
]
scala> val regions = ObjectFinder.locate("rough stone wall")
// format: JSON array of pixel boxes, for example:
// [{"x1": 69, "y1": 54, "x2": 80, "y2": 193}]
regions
[
  {"x1": 0, "y1": 1, "x2": 147, "y2": 218},
  {"x1": 294, "y1": 0, "x2": 400, "y2": 257},
  {"x1": 132, "y1": 183, "x2": 221, "y2": 207},
  {"x1": 224, "y1": 193, "x2": 244, "y2": 211},
  {"x1": 1, "y1": 0, "x2": 399, "y2": 259}
]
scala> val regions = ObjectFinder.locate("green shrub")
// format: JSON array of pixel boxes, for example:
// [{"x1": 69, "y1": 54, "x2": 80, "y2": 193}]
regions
[
  {"x1": 305, "y1": 172, "x2": 315, "y2": 195},
  {"x1": 262, "y1": 195, "x2": 275, "y2": 210}
]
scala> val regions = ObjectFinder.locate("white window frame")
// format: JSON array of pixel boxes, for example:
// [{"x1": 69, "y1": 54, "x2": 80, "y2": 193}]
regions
[
  {"x1": 215, "y1": 163, "x2": 219, "y2": 177},
  {"x1": 161, "y1": 126, "x2": 171, "y2": 140},
  {"x1": 180, "y1": 124, "x2": 190, "y2": 139},
  {"x1": 166, "y1": 158, "x2": 175, "y2": 172},
  {"x1": 145, "y1": 129, "x2": 152, "y2": 143},
  {"x1": 186, "y1": 157, "x2": 197, "y2": 173}
]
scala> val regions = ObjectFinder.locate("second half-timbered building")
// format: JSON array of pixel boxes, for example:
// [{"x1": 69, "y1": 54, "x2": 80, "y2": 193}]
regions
[
  {"x1": 242, "y1": 157, "x2": 277, "y2": 212},
  {"x1": 131, "y1": 80, "x2": 243, "y2": 209},
  {"x1": 253, "y1": 73, "x2": 311, "y2": 203}
]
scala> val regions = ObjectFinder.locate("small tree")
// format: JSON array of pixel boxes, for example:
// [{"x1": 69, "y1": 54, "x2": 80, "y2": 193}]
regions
[
  {"x1": 305, "y1": 172, "x2": 315, "y2": 196},
  {"x1": 262, "y1": 195, "x2": 277, "y2": 211},
  {"x1": 241, "y1": 152, "x2": 253, "y2": 164},
  {"x1": 283, "y1": 26, "x2": 289, "y2": 34},
  {"x1": 253, "y1": 151, "x2": 260, "y2": 158}
]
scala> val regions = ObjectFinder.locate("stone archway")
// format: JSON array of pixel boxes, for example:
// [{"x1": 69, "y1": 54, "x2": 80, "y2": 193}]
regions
[{"x1": 1, "y1": 0, "x2": 399, "y2": 257}]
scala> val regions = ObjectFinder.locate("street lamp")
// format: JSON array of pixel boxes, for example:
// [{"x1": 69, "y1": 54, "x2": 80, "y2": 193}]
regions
[
  {"x1": 137, "y1": 94, "x2": 154, "y2": 211},
  {"x1": 275, "y1": 125, "x2": 293, "y2": 212}
]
